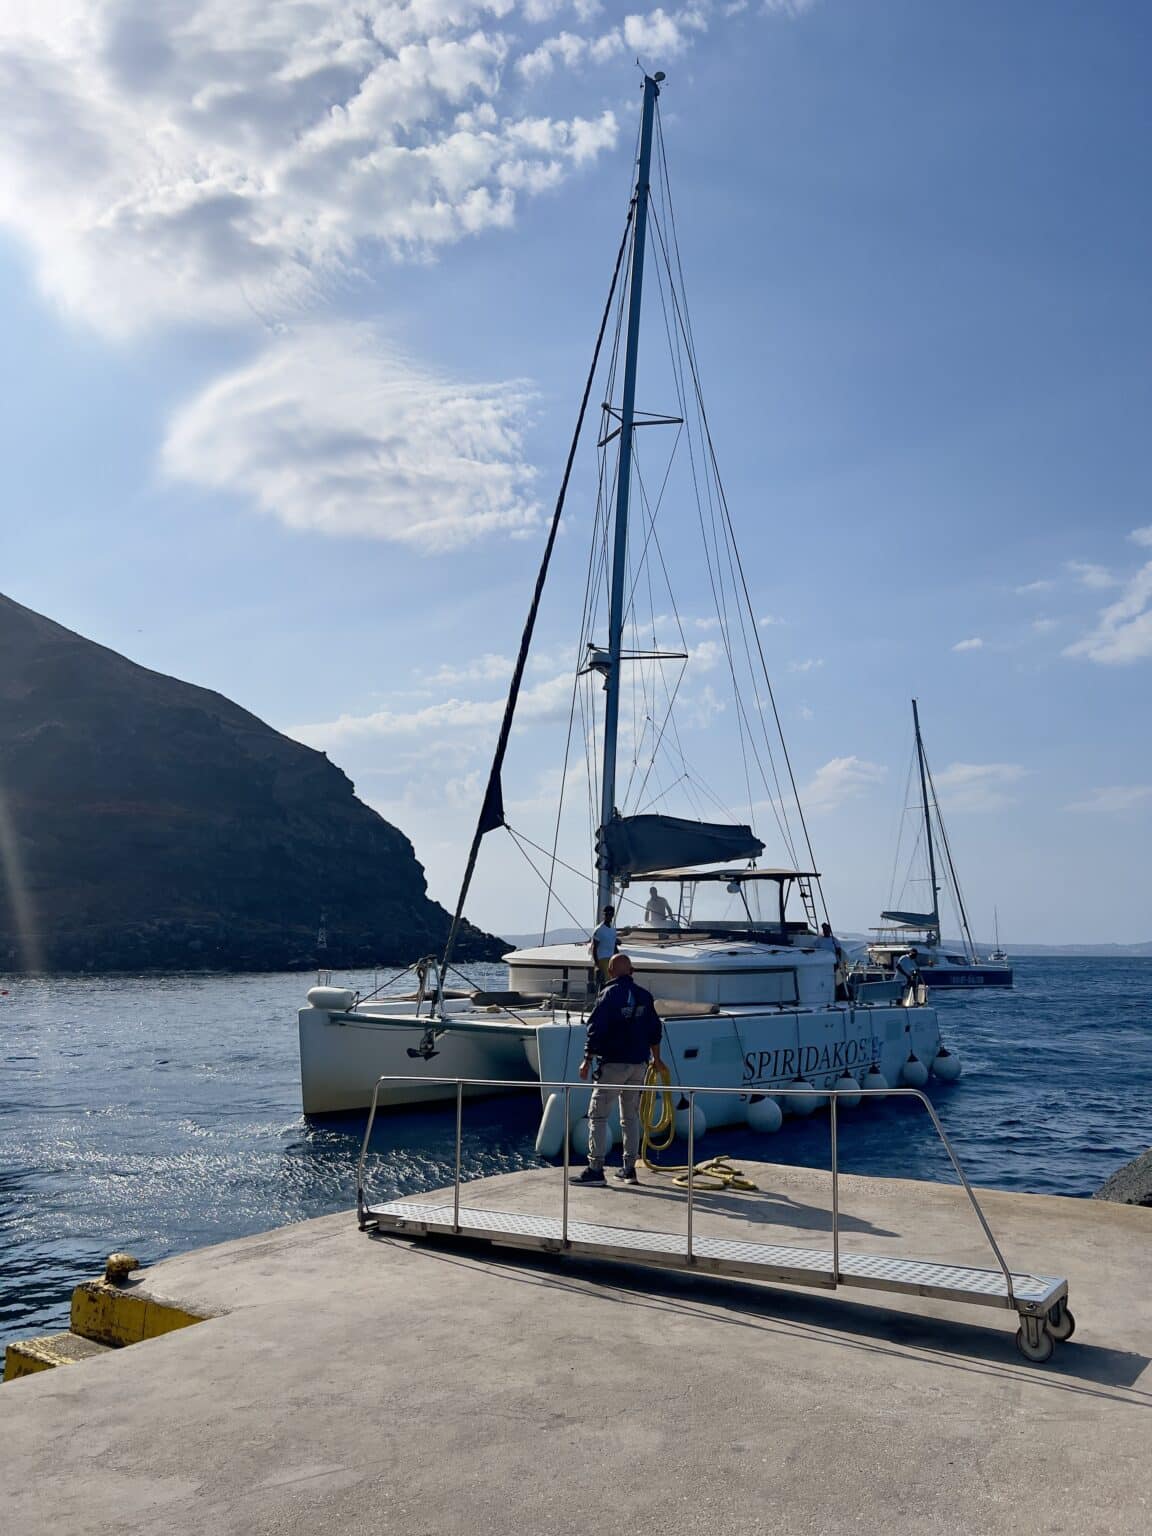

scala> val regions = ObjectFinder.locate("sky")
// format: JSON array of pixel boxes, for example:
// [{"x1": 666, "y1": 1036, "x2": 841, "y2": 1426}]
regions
[{"x1": 1, "y1": 0, "x2": 1150, "y2": 945}]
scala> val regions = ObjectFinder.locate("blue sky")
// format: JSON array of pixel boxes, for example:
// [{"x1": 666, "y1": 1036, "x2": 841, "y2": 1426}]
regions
[{"x1": 2, "y1": 1, "x2": 1150, "y2": 943}]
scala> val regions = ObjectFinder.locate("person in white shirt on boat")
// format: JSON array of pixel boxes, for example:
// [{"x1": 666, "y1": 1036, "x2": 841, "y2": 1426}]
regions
[
  {"x1": 588, "y1": 905, "x2": 618, "y2": 985},
  {"x1": 643, "y1": 886, "x2": 674, "y2": 927},
  {"x1": 894, "y1": 949, "x2": 921, "y2": 1003}
]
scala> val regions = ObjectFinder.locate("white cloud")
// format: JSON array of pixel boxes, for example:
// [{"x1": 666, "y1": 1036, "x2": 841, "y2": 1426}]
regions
[
  {"x1": 798, "y1": 704, "x2": 814, "y2": 721},
  {"x1": 1015, "y1": 579, "x2": 1055, "y2": 595},
  {"x1": 1031, "y1": 618, "x2": 1059, "y2": 634},
  {"x1": 1065, "y1": 785, "x2": 1152, "y2": 814},
  {"x1": 291, "y1": 669, "x2": 574, "y2": 747},
  {"x1": 516, "y1": 30, "x2": 588, "y2": 82},
  {"x1": 0, "y1": 2, "x2": 625, "y2": 335},
  {"x1": 932, "y1": 762, "x2": 1030, "y2": 813},
  {"x1": 789, "y1": 656, "x2": 823, "y2": 672},
  {"x1": 688, "y1": 639, "x2": 722, "y2": 670},
  {"x1": 163, "y1": 321, "x2": 542, "y2": 548},
  {"x1": 427, "y1": 652, "x2": 513, "y2": 684},
  {"x1": 757, "y1": 613, "x2": 785, "y2": 628},
  {"x1": 1129, "y1": 525, "x2": 1152, "y2": 548},
  {"x1": 1063, "y1": 561, "x2": 1152, "y2": 665},
  {"x1": 521, "y1": 4, "x2": 710, "y2": 81},
  {"x1": 801, "y1": 756, "x2": 886, "y2": 814},
  {"x1": 1066, "y1": 560, "x2": 1118, "y2": 590},
  {"x1": 951, "y1": 637, "x2": 984, "y2": 652},
  {"x1": 623, "y1": 7, "x2": 705, "y2": 57}
]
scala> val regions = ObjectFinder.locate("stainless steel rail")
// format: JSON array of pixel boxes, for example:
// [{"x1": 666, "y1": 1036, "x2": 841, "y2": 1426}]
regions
[{"x1": 356, "y1": 1073, "x2": 1017, "y2": 1304}]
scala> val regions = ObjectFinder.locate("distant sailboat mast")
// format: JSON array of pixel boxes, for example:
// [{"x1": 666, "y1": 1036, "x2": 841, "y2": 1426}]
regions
[
  {"x1": 911, "y1": 698, "x2": 941, "y2": 939},
  {"x1": 917, "y1": 701, "x2": 980, "y2": 964}
]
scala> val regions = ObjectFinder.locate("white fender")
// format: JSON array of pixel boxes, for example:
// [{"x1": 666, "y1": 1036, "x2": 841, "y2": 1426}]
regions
[
  {"x1": 306, "y1": 986, "x2": 356, "y2": 1011},
  {"x1": 673, "y1": 1103, "x2": 708, "y2": 1142},
  {"x1": 932, "y1": 1047, "x2": 963, "y2": 1082},
  {"x1": 787, "y1": 1077, "x2": 818, "y2": 1116},
  {"x1": 861, "y1": 1067, "x2": 889, "y2": 1099},
  {"x1": 833, "y1": 1072, "x2": 861, "y2": 1109},
  {"x1": 901, "y1": 1053, "x2": 930, "y2": 1088},
  {"x1": 535, "y1": 1093, "x2": 566, "y2": 1158},
  {"x1": 746, "y1": 1096, "x2": 783, "y2": 1134}
]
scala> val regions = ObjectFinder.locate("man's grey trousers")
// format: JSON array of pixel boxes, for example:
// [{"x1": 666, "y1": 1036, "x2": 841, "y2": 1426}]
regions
[{"x1": 588, "y1": 1061, "x2": 648, "y2": 1168}]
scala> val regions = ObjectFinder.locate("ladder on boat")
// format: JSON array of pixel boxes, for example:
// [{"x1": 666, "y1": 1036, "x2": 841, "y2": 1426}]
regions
[
  {"x1": 357, "y1": 1077, "x2": 1074, "y2": 1366},
  {"x1": 796, "y1": 874, "x2": 820, "y2": 933}
]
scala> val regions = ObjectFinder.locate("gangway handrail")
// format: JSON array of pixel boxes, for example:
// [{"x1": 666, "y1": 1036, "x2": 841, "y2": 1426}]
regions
[{"x1": 355, "y1": 1074, "x2": 1017, "y2": 1304}]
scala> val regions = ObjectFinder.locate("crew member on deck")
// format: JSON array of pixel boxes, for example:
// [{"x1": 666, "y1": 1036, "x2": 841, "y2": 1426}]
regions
[
  {"x1": 816, "y1": 921, "x2": 848, "y2": 1001},
  {"x1": 588, "y1": 905, "x2": 618, "y2": 984},
  {"x1": 894, "y1": 948, "x2": 921, "y2": 1003},
  {"x1": 571, "y1": 955, "x2": 665, "y2": 1186},
  {"x1": 643, "y1": 885, "x2": 674, "y2": 927}
]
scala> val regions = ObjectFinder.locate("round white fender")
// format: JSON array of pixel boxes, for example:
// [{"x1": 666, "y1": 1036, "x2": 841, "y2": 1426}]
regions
[
  {"x1": 786, "y1": 1077, "x2": 818, "y2": 1116},
  {"x1": 746, "y1": 1096, "x2": 783, "y2": 1133},
  {"x1": 833, "y1": 1072, "x2": 861, "y2": 1109},
  {"x1": 535, "y1": 1093, "x2": 566, "y2": 1158},
  {"x1": 932, "y1": 1047, "x2": 963, "y2": 1081},
  {"x1": 861, "y1": 1067, "x2": 889, "y2": 1099},
  {"x1": 673, "y1": 1103, "x2": 708, "y2": 1142},
  {"x1": 901, "y1": 1053, "x2": 930, "y2": 1088},
  {"x1": 306, "y1": 986, "x2": 356, "y2": 1011}
]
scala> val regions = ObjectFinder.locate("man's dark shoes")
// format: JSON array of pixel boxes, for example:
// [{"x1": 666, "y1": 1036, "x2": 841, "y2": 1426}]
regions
[
  {"x1": 613, "y1": 1166, "x2": 639, "y2": 1184},
  {"x1": 570, "y1": 1166, "x2": 606, "y2": 1185}
]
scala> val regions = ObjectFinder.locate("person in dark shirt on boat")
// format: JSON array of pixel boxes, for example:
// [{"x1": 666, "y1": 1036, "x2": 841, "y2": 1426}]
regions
[{"x1": 571, "y1": 955, "x2": 665, "y2": 1187}]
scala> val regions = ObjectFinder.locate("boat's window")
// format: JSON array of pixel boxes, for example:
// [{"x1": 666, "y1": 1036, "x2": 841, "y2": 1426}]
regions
[{"x1": 683, "y1": 880, "x2": 781, "y2": 930}]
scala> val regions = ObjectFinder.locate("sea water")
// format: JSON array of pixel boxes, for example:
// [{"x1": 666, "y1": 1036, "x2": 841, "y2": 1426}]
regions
[{"x1": 2, "y1": 958, "x2": 1149, "y2": 1351}]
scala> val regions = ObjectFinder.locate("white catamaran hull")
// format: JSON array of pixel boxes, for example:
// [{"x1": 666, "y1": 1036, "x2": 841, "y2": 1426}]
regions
[
  {"x1": 299, "y1": 996, "x2": 946, "y2": 1120},
  {"x1": 298, "y1": 1006, "x2": 536, "y2": 1115}
]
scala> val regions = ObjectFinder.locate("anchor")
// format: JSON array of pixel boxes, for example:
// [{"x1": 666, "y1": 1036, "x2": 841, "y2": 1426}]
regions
[{"x1": 406, "y1": 1026, "x2": 442, "y2": 1061}]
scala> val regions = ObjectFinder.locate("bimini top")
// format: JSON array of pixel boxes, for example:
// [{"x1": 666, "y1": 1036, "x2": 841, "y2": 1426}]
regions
[{"x1": 631, "y1": 866, "x2": 820, "y2": 884}]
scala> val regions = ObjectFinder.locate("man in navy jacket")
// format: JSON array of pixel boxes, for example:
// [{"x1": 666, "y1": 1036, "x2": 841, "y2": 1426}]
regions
[{"x1": 571, "y1": 954, "x2": 665, "y2": 1186}]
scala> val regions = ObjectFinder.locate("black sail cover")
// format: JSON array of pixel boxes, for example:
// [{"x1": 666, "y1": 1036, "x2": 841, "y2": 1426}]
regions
[
  {"x1": 598, "y1": 814, "x2": 764, "y2": 877},
  {"x1": 880, "y1": 909, "x2": 939, "y2": 928}
]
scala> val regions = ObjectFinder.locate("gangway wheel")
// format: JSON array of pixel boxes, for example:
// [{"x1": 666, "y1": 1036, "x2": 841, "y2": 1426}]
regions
[
  {"x1": 1046, "y1": 1300, "x2": 1076, "y2": 1342},
  {"x1": 1016, "y1": 1314, "x2": 1055, "y2": 1364}
]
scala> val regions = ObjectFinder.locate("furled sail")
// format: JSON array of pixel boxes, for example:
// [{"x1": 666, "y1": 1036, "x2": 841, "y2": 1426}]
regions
[
  {"x1": 880, "y1": 909, "x2": 939, "y2": 928},
  {"x1": 598, "y1": 814, "x2": 764, "y2": 878}
]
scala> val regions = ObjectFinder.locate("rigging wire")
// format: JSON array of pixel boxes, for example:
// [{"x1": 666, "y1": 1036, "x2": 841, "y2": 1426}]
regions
[
  {"x1": 652, "y1": 102, "x2": 828, "y2": 917},
  {"x1": 437, "y1": 187, "x2": 637, "y2": 985}
]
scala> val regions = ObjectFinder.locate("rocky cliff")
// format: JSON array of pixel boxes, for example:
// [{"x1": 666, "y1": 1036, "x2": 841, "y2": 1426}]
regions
[{"x1": 0, "y1": 593, "x2": 505, "y2": 972}]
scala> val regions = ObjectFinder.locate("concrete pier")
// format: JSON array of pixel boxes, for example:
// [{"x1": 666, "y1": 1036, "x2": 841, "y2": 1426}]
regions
[{"x1": 4, "y1": 1161, "x2": 1151, "y2": 1535}]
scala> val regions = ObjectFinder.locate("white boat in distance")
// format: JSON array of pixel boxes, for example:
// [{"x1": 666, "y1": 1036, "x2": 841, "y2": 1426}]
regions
[
  {"x1": 299, "y1": 74, "x2": 962, "y2": 1128},
  {"x1": 864, "y1": 701, "x2": 1013, "y2": 989}
]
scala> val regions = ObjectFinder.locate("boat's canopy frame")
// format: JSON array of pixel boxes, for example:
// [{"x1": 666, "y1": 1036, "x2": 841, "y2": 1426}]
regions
[{"x1": 620, "y1": 864, "x2": 821, "y2": 942}]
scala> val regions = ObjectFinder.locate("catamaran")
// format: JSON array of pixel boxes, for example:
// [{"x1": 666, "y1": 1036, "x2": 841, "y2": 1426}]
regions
[
  {"x1": 864, "y1": 700, "x2": 1014, "y2": 988},
  {"x1": 298, "y1": 74, "x2": 962, "y2": 1125}
]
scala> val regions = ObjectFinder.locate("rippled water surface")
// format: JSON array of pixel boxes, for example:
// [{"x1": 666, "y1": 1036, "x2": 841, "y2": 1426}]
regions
[{"x1": 2, "y1": 958, "x2": 1149, "y2": 1349}]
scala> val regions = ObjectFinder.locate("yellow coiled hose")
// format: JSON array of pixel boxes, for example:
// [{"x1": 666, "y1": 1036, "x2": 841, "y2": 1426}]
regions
[{"x1": 639, "y1": 1064, "x2": 758, "y2": 1192}]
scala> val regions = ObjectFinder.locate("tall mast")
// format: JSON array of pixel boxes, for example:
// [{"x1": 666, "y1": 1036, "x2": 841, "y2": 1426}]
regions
[
  {"x1": 911, "y1": 697, "x2": 940, "y2": 933},
  {"x1": 597, "y1": 71, "x2": 662, "y2": 915}
]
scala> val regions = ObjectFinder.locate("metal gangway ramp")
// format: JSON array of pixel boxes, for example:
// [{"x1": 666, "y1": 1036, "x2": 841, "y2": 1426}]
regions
[{"x1": 358, "y1": 1077, "x2": 1074, "y2": 1365}]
